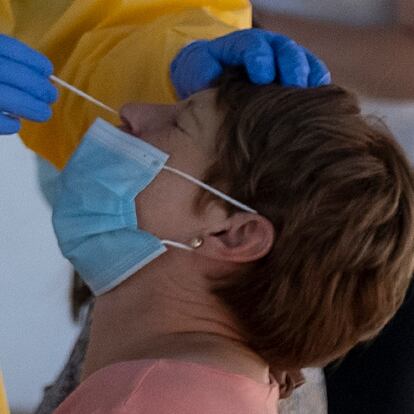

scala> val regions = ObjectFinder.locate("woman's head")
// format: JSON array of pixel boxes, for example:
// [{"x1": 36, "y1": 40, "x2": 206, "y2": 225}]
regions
[
  {"x1": 191, "y1": 67, "x2": 414, "y2": 370},
  {"x1": 117, "y1": 66, "x2": 414, "y2": 371}
]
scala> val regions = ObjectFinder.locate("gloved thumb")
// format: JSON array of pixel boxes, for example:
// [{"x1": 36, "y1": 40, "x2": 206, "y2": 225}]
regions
[{"x1": 171, "y1": 41, "x2": 223, "y2": 100}]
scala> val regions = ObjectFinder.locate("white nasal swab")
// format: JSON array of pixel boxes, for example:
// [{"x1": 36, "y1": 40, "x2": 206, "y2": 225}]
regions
[
  {"x1": 0, "y1": 76, "x2": 118, "y2": 126},
  {"x1": 49, "y1": 75, "x2": 119, "y2": 116}
]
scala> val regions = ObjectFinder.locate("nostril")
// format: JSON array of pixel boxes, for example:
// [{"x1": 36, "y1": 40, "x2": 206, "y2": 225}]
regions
[
  {"x1": 118, "y1": 125, "x2": 132, "y2": 133},
  {"x1": 120, "y1": 115, "x2": 130, "y2": 126},
  {"x1": 119, "y1": 116, "x2": 135, "y2": 133}
]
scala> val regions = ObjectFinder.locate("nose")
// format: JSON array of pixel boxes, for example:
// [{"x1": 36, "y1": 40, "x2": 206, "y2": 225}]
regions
[
  {"x1": 119, "y1": 103, "x2": 135, "y2": 128},
  {"x1": 119, "y1": 102, "x2": 177, "y2": 135}
]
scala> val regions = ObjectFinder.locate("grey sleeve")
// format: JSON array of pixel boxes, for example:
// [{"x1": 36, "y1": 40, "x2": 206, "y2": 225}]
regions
[{"x1": 33, "y1": 301, "x2": 94, "y2": 414}]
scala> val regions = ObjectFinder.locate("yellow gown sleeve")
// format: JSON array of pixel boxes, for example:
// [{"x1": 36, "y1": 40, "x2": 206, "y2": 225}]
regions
[
  {"x1": 0, "y1": 370, "x2": 10, "y2": 414},
  {"x1": 0, "y1": 0, "x2": 251, "y2": 170}
]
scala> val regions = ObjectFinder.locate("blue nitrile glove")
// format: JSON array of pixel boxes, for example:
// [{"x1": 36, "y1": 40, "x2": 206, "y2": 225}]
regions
[
  {"x1": 171, "y1": 28, "x2": 331, "y2": 100},
  {"x1": 0, "y1": 34, "x2": 58, "y2": 135}
]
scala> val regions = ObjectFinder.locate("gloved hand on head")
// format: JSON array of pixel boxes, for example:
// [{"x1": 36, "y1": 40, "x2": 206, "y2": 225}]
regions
[{"x1": 170, "y1": 28, "x2": 331, "y2": 100}]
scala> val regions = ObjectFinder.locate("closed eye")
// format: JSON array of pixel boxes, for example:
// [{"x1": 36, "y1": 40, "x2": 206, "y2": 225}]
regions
[
  {"x1": 176, "y1": 122, "x2": 188, "y2": 134},
  {"x1": 174, "y1": 116, "x2": 189, "y2": 136}
]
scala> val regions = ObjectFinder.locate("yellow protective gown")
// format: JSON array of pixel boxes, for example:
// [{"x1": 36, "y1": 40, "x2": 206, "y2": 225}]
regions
[
  {"x1": 0, "y1": 0, "x2": 252, "y2": 170},
  {"x1": 0, "y1": 370, "x2": 10, "y2": 414}
]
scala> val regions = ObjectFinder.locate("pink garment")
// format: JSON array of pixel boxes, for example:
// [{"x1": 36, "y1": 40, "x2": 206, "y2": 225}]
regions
[{"x1": 54, "y1": 358, "x2": 279, "y2": 413}]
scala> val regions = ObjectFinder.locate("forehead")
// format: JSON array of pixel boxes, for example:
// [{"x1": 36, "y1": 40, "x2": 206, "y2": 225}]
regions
[
  {"x1": 188, "y1": 88, "x2": 222, "y2": 132},
  {"x1": 188, "y1": 88, "x2": 218, "y2": 111}
]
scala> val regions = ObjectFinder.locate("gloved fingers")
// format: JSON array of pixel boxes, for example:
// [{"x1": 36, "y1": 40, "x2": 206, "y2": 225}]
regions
[
  {"x1": 185, "y1": 52, "x2": 222, "y2": 99},
  {"x1": 0, "y1": 33, "x2": 54, "y2": 76},
  {"x1": 208, "y1": 29, "x2": 277, "y2": 84},
  {"x1": 0, "y1": 83, "x2": 52, "y2": 122},
  {"x1": 0, "y1": 56, "x2": 58, "y2": 103},
  {"x1": 170, "y1": 28, "x2": 332, "y2": 99},
  {"x1": 268, "y1": 36, "x2": 310, "y2": 87},
  {"x1": 171, "y1": 41, "x2": 223, "y2": 99},
  {"x1": 170, "y1": 42, "x2": 200, "y2": 99},
  {"x1": 0, "y1": 112, "x2": 20, "y2": 134},
  {"x1": 242, "y1": 42, "x2": 276, "y2": 84},
  {"x1": 303, "y1": 48, "x2": 332, "y2": 86},
  {"x1": 170, "y1": 46, "x2": 190, "y2": 99}
]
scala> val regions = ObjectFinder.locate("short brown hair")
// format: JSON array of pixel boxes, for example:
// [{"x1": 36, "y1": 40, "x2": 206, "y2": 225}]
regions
[{"x1": 195, "y1": 68, "x2": 414, "y2": 370}]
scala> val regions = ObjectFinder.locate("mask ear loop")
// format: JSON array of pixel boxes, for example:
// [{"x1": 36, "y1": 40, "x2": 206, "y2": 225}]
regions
[
  {"x1": 161, "y1": 237, "x2": 204, "y2": 251},
  {"x1": 160, "y1": 166, "x2": 258, "y2": 251},
  {"x1": 161, "y1": 240, "x2": 195, "y2": 251},
  {"x1": 163, "y1": 166, "x2": 258, "y2": 214}
]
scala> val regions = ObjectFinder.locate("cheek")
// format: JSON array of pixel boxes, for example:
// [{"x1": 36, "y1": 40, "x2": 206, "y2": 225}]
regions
[{"x1": 133, "y1": 172, "x2": 200, "y2": 238}]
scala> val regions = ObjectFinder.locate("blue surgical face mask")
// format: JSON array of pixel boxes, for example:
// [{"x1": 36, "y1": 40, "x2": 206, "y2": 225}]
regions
[{"x1": 52, "y1": 117, "x2": 257, "y2": 296}]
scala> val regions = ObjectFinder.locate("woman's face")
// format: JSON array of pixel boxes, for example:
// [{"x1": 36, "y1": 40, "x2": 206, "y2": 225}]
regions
[{"x1": 118, "y1": 88, "x2": 227, "y2": 242}]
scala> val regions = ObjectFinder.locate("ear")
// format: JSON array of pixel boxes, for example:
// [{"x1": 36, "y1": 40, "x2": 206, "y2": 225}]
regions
[{"x1": 200, "y1": 213, "x2": 275, "y2": 263}]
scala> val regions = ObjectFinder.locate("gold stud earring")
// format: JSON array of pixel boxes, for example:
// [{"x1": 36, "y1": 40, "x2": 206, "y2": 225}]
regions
[{"x1": 190, "y1": 237, "x2": 204, "y2": 249}]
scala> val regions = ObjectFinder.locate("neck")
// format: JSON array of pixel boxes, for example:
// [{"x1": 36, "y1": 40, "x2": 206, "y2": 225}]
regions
[{"x1": 80, "y1": 253, "x2": 270, "y2": 384}]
